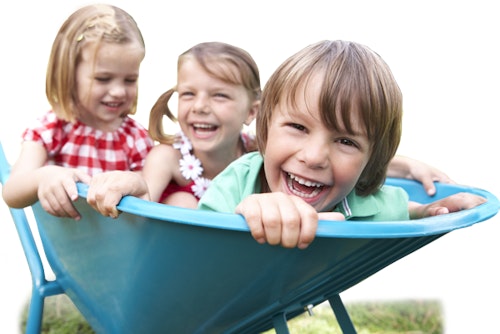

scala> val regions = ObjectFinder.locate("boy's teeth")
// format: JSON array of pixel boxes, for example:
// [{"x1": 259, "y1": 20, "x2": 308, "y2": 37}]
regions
[{"x1": 288, "y1": 173, "x2": 322, "y2": 187}]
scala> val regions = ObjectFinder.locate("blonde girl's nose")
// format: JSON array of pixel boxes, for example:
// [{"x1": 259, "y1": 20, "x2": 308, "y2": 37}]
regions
[{"x1": 109, "y1": 82, "x2": 127, "y2": 98}]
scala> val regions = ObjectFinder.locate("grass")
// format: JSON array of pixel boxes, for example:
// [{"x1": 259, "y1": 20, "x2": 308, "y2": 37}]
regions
[{"x1": 21, "y1": 295, "x2": 443, "y2": 334}]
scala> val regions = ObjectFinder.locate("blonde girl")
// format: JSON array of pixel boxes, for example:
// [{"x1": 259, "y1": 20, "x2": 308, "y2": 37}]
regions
[{"x1": 2, "y1": 4, "x2": 153, "y2": 220}]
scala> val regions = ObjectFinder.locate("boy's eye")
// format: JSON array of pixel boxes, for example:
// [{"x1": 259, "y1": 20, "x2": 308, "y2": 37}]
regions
[
  {"x1": 289, "y1": 123, "x2": 306, "y2": 131},
  {"x1": 338, "y1": 138, "x2": 357, "y2": 147},
  {"x1": 95, "y1": 77, "x2": 110, "y2": 82},
  {"x1": 125, "y1": 78, "x2": 138, "y2": 84}
]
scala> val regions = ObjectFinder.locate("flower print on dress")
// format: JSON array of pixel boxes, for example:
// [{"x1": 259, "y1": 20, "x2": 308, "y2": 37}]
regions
[
  {"x1": 179, "y1": 154, "x2": 203, "y2": 180},
  {"x1": 192, "y1": 177, "x2": 211, "y2": 199},
  {"x1": 173, "y1": 132, "x2": 192, "y2": 155},
  {"x1": 174, "y1": 131, "x2": 211, "y2": 199}
]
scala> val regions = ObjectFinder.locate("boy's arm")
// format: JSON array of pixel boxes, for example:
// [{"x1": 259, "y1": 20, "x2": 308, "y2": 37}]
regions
[
  {"x1": 408, "y1": 192, "x2": 487, "y2": 219},
  {"x1": 388, "y1": 155, "x2": 454, "y2": 196}
]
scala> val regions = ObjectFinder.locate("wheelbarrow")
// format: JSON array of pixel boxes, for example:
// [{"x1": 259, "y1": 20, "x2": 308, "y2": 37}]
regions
[{"x1": 1, "y1": 141, "x2": 498, "y2": 333}]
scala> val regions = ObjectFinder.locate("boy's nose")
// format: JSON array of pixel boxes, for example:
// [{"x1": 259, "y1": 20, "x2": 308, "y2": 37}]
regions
[{"x1": 301, "y1": 137, "x2": 329, "y2": 169}]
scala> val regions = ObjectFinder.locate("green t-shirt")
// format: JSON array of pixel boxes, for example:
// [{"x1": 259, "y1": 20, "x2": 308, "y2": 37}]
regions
[{"x1": 198, "y1": 152, "x2": 410, "y2": 221}]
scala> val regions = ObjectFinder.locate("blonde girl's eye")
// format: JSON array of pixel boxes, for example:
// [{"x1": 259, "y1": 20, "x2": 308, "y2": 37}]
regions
[
  {"x1": 95, "y1": 76, "x2": 111, "y2": 83},
  {"x1": 125, "y1": 77, "x2": 138, "y2": 84}
]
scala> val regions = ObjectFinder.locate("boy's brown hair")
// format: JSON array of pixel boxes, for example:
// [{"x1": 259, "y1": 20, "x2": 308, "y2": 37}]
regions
[{"x1": 257, "y1": 40, "x2": 403, "y2": 195}]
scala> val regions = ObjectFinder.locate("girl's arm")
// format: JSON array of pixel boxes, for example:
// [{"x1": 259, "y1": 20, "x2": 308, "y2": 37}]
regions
[
  {"x1": 86, "y1": 144, "x2": 178, "y2": 218},
  {"x1": 2, "y1": 141, "x2": 91, "y2": 219},
  {"x1": 142, "y1": 144, "x2": 178, "y2": 203},
  {"x1": 87, "y1": 170, "x2": 149, "y2": 218}
]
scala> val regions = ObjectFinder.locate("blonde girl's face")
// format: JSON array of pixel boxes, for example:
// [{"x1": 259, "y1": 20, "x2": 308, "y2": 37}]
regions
[
  {"x1": 263, "y1": 77, "x2": 372, "y2": 212},
  {"x1": 75, "y1": 41, "x2": 144, "y2": 132},
  {"x1": 176, "y1": 58, "x2": 258, "y2": 156}
]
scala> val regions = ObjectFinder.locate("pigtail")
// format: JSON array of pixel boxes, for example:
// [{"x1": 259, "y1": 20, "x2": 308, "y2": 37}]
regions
[{"x1": 148, "y1": 88, "x2": 177, "y2": 144}]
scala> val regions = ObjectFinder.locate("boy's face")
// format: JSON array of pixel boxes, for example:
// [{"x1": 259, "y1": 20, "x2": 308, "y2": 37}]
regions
[{"x1": 263, "y1": 78, "x2": 372, "y2": 212}]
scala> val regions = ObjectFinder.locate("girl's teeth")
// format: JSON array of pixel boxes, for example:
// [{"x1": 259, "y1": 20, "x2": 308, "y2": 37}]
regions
[{"x1": 194, "y1": 124, "x2": 214, "y2": 129}]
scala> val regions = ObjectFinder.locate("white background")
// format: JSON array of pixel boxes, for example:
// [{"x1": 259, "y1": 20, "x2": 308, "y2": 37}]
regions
[{"x1": 1, "y1": 1, "x2": 499, "y2": 333}]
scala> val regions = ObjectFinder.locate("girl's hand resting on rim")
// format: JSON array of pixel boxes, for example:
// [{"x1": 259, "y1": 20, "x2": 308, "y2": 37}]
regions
[{"x1": 37, "y1": 166, "x2": 92, "y2": 220}]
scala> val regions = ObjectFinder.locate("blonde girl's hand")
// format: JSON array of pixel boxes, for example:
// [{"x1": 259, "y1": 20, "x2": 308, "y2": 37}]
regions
[
  {"x1": 86, "y1": 171, "x2": 150, "y2": 219},
  {"x1": 37, "y1": 166, "x2": 92, "y2": 220},
  {"x1": 236, "y1": 193, "x2": 344, "y2": 249}
]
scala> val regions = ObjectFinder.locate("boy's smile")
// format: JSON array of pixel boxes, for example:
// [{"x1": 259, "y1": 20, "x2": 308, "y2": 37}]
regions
[{"x1": 285, "y1": 172, "x2": 325, "y2": 199}]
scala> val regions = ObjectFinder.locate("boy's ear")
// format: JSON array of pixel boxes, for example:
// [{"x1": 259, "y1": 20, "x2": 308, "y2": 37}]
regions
[{"x1": 244, "y1": 100, "x2": 260, "y2": 126}]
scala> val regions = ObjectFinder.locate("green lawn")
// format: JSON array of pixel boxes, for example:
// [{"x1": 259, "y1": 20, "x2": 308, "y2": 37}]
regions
[{"x1": 21, "y1": 295, "x2": 443, "y2": 334}]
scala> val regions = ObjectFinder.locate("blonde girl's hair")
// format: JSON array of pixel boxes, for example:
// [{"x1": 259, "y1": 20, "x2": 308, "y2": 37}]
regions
[
  {"x1": 257, "y1": 40, "x2": 403, "y2": 196},
  {"x1": 46, "y1": 4, "x2": 145, "y2": 122},
  {"x1": 148, "y1": 41, "x2": 261, "y2": 144}
]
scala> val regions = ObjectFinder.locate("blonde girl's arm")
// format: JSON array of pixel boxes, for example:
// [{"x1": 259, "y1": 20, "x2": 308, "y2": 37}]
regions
[
  {"x1": 142, "y1": 144, "x2": 179, "y2": 203},
  {"x1": 2, "y1": 141, "x2": 91, "y2": 219},
  {"x1": 2, "y1": 141, "x2": 48, "y2": 207}
]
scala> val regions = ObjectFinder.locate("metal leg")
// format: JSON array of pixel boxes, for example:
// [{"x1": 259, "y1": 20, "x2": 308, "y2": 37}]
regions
[
  {"x1": 272, "y1": 312, "x2": 290, "y2": 334},
  {"x1": 328, "y1": 294, "x2": 357, "y2": 334},
  {"x1": 25, "y1": 290, "x2": 44, "y2": 334}
]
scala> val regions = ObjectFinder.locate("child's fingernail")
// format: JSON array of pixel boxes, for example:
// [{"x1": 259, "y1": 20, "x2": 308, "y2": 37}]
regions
[{"x1": 298, "y1": 243, "x2": 309, "y2": 249}]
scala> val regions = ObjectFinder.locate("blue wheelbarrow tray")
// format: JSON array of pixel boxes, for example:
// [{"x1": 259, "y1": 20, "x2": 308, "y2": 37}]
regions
[
  {"x1": 1, "y1": 142, "x2": 499, "y2": 333},
  {"x1": 27, "y1": 181, "x2": 500, "y2": 333}
]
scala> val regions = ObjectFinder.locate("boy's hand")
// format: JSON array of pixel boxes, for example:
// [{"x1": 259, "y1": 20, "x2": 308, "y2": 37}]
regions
[
  {"x1": 409, "y1": 192, "x2": 487, "y2": 219},
  {"x1": 388, "y1": 156, "x2": 455, "y2": 196},
  {"x1": 236, "y1": 193, "x2": 344, "y2": 249}
]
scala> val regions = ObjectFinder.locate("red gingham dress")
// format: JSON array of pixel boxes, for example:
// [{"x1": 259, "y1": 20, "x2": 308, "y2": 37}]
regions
[{"x1": 22, "y1": 110, "x2": 154, "y2": 175}]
